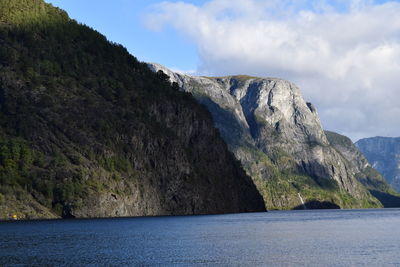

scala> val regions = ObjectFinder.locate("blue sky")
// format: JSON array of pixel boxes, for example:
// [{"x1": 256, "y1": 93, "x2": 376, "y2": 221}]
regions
[
  {"x1": 45, "y1": 0, "x2": 200, "y2": 71},
  {"x1": 44, "y1": 0, "x2": 400, "y2": 140},
  {"x1": 44, "y1": 0, "x2": 398, "y2": 72},
  {"x1": 44, "y1": 0, "x2": 399, "y2": 72}
]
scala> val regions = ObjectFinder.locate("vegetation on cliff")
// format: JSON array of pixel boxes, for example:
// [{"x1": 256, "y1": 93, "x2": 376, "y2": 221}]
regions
[
  {"x1": 239, "y1": 144, "x2": 380, "y2": 210},
  {"x1": 326, "y1": 131, "x2": 400, "y2": 207}
]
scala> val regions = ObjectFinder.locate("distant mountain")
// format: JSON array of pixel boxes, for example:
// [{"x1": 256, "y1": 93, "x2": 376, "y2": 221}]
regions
[
  {"x1": 356, "y1": 137, "x2": 400, "y2": 192},
  {"x1": 326, "y1": 131, "x2": 400, "y2": 207},
  {"x1": 148, "y1": 63, "x2": 385, "y2": 209},
  {"x1": 0, "y1": 0, "x2": 265, "y2": 219}
]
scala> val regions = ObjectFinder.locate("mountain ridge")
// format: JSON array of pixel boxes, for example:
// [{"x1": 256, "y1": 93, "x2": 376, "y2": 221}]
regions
[
  {"x1": 149, "y1": 63, "x2": 398, "y2": 209},
  {"x1": 356, "y1": 136, "x2": 400, "y2": 192},
  {"x1": 326, "y1": 131, "x2": 400, "y2": 207}
]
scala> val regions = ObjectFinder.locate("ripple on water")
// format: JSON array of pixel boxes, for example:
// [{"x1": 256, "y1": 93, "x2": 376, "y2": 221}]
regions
[{"x1": 1, "y1": 209, "x2": 400, "y2": 266}]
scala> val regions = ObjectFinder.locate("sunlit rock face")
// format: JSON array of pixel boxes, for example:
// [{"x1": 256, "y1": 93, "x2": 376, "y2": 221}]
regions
[{"x1": 148, "y1": 63, "x2": 379, "y2": 209}]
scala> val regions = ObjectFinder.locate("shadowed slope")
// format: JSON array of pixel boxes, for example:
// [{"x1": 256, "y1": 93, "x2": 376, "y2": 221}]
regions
[{"x1": 0, "y1": 0, "x2": 265, "y2": 219}]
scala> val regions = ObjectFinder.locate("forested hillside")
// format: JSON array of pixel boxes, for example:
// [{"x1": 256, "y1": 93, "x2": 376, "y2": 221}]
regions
[{"x1": 0, "y1": 0, "x2": 265, "y2": 219}]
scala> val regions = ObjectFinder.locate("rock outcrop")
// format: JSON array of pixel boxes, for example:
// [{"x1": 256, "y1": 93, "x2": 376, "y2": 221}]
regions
[
  {"x1": 356, "y1": 137, "x2": 400, "y2": 192},
  {"x1": 326, "y1": 131, "x2": 400, "y2": 207},
  {"x1": 149, "y1": 63, "x2": 382, "y2": 209},
  {"x1": 325, "y1": 131, "x2": 370, "y2": 174}
]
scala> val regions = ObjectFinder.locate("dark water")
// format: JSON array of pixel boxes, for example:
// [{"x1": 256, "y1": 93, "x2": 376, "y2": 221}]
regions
[{"x1": 1, "y1": 209, "x2": 400, "y2": 266}]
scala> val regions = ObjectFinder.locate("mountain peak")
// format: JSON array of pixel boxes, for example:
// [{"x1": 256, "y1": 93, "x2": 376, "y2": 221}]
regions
[
  {"x1": 148, "y1": 63, "x2": 386, "y2": 209},
  {"x1": 148, "y1": 62, "x2": 327, "y2": 146},
  {"x1": 356, "y1": 137, "x2": 400, "y2": 192}
]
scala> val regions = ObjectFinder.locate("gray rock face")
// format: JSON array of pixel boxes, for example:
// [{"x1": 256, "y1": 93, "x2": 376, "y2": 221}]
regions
[
  {"x1": 148, "y1": 63, "x2": 380, "y2": 209},
  {"x1": 72, "y1": 100, "x2": 266, "y2": 217},
  {"x1": 325, "y1": 131, "x2": 370, "y2": 174},
  {"x1": 356, "y1": 137, "x2": 400, "y2": 192},
  {"x1": 326, "y1": 131, "x2": 400, "y2": 207},
  {"x1": 325, "y1": 131, "x2": 394, "y2": 192}
]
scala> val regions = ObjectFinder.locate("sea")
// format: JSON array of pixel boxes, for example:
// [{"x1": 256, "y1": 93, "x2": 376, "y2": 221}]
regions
[{"x1": 1, "y1": 208, "x2": 400, "y2": 266}]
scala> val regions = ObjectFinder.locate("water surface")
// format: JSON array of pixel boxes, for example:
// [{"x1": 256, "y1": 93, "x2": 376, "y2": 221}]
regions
[{"x1": 1, "y1": 209, "x2": 400, "y2": 266}]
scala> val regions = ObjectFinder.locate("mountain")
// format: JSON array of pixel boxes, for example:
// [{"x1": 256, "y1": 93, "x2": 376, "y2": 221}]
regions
[
  {"x1": 325, "y1": 131, "x2": 400, "y2": 207},
  {"x1": 148, "y1": 63, "x2": 384, "y2": 209},
  {"x1": 356, "y1": 137, "x2": 400, "y2": 192},
  {"x1": 0, "y1": 0, "x2": 265, "y2": 219}
]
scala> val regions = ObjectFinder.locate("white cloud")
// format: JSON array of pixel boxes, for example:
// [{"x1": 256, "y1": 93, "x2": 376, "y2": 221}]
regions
[{"x1": 145, "y1": 0, "x2": 400, "y2": 141}]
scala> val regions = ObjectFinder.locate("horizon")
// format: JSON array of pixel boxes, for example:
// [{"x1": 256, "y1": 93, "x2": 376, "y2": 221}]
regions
[{"x1": 45, "y1": 0, "x2": 400, "y2": 141}]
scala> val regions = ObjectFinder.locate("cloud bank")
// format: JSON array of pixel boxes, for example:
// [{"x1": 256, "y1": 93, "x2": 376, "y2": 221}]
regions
[{"x1": 145, "y1": 0, "x2": 400, "y2": 140}]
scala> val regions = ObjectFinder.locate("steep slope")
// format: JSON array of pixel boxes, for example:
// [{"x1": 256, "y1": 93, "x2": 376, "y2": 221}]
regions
[
  {"x1": 148, "y1": 63, "x2": 382, "y2": 209},
  {"x1": 0, "y1": 0, "x2": 265, "y2": 220},
  {"x1": 326, "y1": 131, "x2": 400, "y2": 207},
  {"x1": 356, "y1": 137, "x2": 400, "y2": 192}
]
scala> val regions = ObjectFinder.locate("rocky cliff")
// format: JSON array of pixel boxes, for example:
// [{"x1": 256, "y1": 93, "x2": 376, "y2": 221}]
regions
[
  {"x1": 356, "y1": 137, "x2": 400, "y2": 192},
  {"x1": 148, "y1": 63, "x2": 382, "y2": 209},
  {"x1": 325, "y1": 131, "x2": 370, "y2": 174},
  {"x1": 326, "y1": 131, "x2": 400, "y2": 207},
  {"x1": 0, "y1": 0, "x2": 265, "y2": 220}
]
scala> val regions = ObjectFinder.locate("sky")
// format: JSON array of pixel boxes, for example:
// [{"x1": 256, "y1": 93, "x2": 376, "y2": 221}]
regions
[{"x1": 45, "y1": 0, "x2": 400, "y2": 141}]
